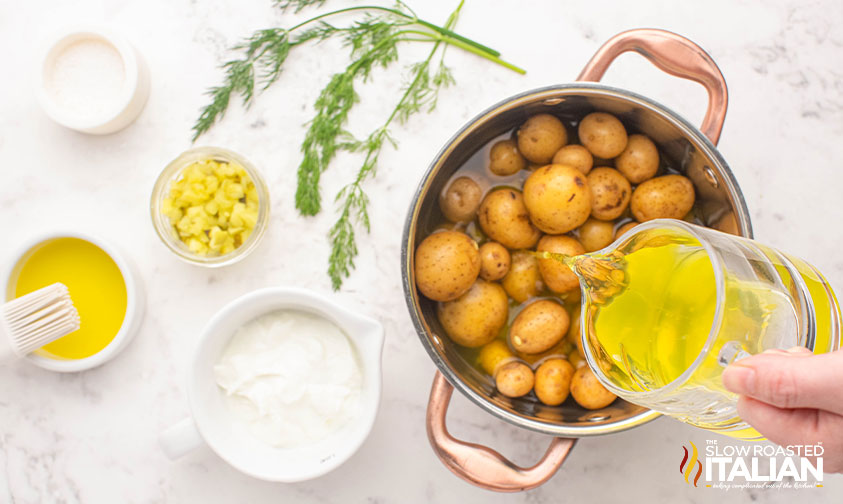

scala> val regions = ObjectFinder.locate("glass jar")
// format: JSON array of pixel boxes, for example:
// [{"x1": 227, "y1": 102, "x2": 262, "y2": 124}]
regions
[{"x1": 150, "y1": 146, "x2": 270, "y2": 267}]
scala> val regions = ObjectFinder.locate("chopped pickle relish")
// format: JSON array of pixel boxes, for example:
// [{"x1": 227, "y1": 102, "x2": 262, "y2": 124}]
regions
[{"x1": 162, "y1": 158, "x2": 259, "y2": 256}]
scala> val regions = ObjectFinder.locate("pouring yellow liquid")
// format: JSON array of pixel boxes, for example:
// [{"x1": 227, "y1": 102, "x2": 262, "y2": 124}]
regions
[
  {"x1": 11, "y1": 238, "x2": 127, "y2": 360},
  {"x1": 552, "y1": 220, "x2": 841, "y2": 440}
]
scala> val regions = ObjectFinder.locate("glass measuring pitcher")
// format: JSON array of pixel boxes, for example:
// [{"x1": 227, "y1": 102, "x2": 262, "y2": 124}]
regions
[{"x1": 569, "y1": 219, "x2": 841, "y2": 440}]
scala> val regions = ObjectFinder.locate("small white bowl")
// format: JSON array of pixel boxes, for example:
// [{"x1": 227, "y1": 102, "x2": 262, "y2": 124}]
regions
[
  {"x1": 37, "y1": 27, "x2": 150, "y2": 134},
  {"x1": 159, "y1": 287, "x2": 384, "y2": 483},
  {"x1": 3, "y1": 232, "x2": 145, "y2": 372}
]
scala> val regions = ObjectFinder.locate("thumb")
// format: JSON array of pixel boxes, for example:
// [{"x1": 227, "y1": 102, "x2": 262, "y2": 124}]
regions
[{"x1": 722, "y1": 348, "x2": 843, "y2": 415}]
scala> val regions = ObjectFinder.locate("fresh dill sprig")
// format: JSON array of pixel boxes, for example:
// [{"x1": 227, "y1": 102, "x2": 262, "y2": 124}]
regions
[
  {"x1": 275, "y1": 0, "x2": 327, "y2": 12},
  {"x1": 327, "y1": 27, "x2": 456, "y2": 289},
  {"x1": 296, "y1": 15, "x2": 407, "y2": 215},
  {"x1": 192, "y1": 26, "x2": 336, "y2": 141},
  {"x1": 193, "y1": 1, "x2": 525, "y2": 289}
]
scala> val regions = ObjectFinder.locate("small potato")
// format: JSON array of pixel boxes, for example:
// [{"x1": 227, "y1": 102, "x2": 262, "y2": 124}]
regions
[
  {"x1": 552, "y1": 145, "x2": 593, "y2": 175},
  {"x1": 502, "y1": 251, "x2": 543, "y2": 303},
  {"x1": 489, "y1": 139, "x2": 527, "y2": 176},
  {"x1": 516, "y1": 338, "x2": 573, "y2": 365},
  {"x1": 587, "y1": 167, "x2": 631, "y2": 221},
  {"x1": 568, "y1": 351, "x2": 586, "y2": 369},
  {"x1": 517, "y1": 114, "x2": 568, "y2": 164},
  {"x1": 509, "y1": 299, "x2": 570, "y2": 354},
  {"x1": 630, "y1": 174, "x2": 696, "y2": 222},
  {"x1": 478, "y1": 188, "x2": 542, "y2": 249},
  {"x1": 477, "y1": 339, "x2": 514, "y2": 375},
  {"x1": 578, "y1": 112, "x2": 628, "y2": 159},
  {"x1": 439, "y1": 176, "x2": 483, "y2": 223},
  {"x1": 615, "y1": 221, "x2": 639, "y2": 240},
  {"x1": 415, "y1": 231, "x2": 480, "y2": 302},
  {"x1": 536, "y1": 235, "x2": 584, "y2": 294},
  {"x1": 478, "y1": 242, "x2": 511, "y2": 281},
  {"x1": 578, "y1": 218, "x2": 615, "y2": 252},
  {"x1": 570, "y1": 366, "x2": 617, "y2": 410},
  {"x1": 495, "y1": 361, "x2": 535, "y2": 398},
  {"x1": 534, "y1": 358, "x2": 575, "y2": 406},
  {"x1": 615, "y1": 134, "x2": 659, "y2": 183},
  {"x1": 523, "y1": 164, "x2": 591, "y2": 234},
  {"x1": 437, "y1": 280, "x2": 509, "y2": 348}
]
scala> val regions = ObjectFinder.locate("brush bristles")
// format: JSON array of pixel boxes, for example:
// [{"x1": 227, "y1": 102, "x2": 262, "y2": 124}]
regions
[{"x1": 3, "y1": 283, "x2": 81, "y2": 355}]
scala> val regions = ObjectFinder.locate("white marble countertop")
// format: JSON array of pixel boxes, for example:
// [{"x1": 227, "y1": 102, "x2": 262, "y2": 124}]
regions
[{"x1": 2, "y1": 0, "x2": 843, "y2": 502}]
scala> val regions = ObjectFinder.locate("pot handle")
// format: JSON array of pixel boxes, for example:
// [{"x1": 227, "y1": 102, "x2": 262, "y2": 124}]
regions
[
  {"x1": 577, "y1": 28, "x2": 728, "y2": 145},
  {"x1": 426, "y1": 371, "x2": 577, "y2": 492}
]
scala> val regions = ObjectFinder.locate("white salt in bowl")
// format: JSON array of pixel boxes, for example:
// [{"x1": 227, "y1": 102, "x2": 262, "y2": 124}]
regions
[{"x1": 37, "y1": 27, "x2": 150, "y2": 134}]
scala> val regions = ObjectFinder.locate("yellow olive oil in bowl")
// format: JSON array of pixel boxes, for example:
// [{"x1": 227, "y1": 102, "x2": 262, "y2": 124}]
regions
[{"x1": 9, "y1": 237, "x2": 128, "y2": 361}]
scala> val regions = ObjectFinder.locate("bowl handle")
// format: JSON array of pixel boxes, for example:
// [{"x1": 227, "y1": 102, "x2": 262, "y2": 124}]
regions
[
  {"x1": 426, "y1": 371, "x2": 577, "y2": 492},
  {"x1": 577, "y1": 28, "x2": 728, "y2": 145}
]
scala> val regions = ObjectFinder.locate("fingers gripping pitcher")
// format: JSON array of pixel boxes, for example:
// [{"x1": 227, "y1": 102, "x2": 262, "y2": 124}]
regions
[{"x1": 559, "y1": 218, "x2": 841, "y2": 440}]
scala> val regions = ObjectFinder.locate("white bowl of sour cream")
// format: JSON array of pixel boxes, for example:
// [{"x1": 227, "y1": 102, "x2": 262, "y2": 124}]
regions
[{"x1": 159, "y1": 287, "x2": 384, "y2": 482}]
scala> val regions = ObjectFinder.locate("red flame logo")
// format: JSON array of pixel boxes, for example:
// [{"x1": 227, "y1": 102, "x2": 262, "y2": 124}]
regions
[{"x1": 679, "y1": 441, "x2": 702, "y2": 487}]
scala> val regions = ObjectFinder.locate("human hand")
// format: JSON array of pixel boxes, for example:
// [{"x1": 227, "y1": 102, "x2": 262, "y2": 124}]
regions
[{"x1": 722, "y1": 347, "x2": 843, "y2": 473}]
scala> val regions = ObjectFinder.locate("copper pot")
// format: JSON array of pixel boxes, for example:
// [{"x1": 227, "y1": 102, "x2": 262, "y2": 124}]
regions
[{"x1": 401, "y1": 29, "x2": 752, "y2": 492}]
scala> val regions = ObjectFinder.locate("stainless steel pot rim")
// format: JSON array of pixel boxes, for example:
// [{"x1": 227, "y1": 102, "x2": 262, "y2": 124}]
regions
[{"x1": 402, "y1": 82, "x2": 752, "y2": 437}]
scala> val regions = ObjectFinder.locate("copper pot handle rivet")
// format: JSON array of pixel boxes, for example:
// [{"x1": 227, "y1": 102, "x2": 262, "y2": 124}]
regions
[
  {"x1": 426, "y1": 372, "x2": 577, "y2": 492},
  {"x1": 577, "y1": 28, "x2": 728, "y2": 145}
]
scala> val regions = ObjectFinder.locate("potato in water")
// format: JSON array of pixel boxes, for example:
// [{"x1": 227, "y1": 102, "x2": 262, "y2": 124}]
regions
[
  {"x1": 534, "y1": 358, "x2": 575, "y2": 406},
  {"x1": 578, "y1": 218, "x2": 615, "y2": 252},
  {"x1": 536, "y1": 235, "x2": 584, "y2": 294},
  {"x1": 630, "y1": 174, "x2": 695, "y2": 222},
  {"x1": 414, "y1": 231, "x2": 480, "y2": 302},
  {"x1": 587, "y1": 167, "x2": 631, "y2": 221},
  {"x1": 495, "y1": 361, "x2": 535, "y2": 398},
  {"x1": 509, "y1": 299, "x2": 570, "y2": 354},
  {"x1": 578, "y1": 112, "x2": 628, "y2": 159},
  {"x1": 571, "y1": 366, "x2": 617, "y2": 409},
  {"x1": 552, "y1": 145, "x2": 593, "y2": 175},
  {"x1": 478, "y1": 188, "x2": 542, "y2": 249},
  {"x1": 488, "y1": 139, "x2": 526, "y2": 176},
  {"x1": 478, "y1": 242, "x2": 511, "y2": 281},
  {"x1": 438, "y1": 280, "x2": 508, "y2": 348},
  {"x1": 616, "y1": 134, "x2": 659, "y2": 183},
  {"x1": 477, "y1": 340, "x2": 514, "y2": 375},
  {"x1": 439, "y1": 176, "x2": 483, "y2": 223},
  {"x1": 517, "y1": 114, "x2": 568, "y2": 164},
  {"x1": 523, "y1": 164, "x2": 591, "y2": 234},
  {"x1": 502, "y1": 251, "x2": 543, "y2": 303}
]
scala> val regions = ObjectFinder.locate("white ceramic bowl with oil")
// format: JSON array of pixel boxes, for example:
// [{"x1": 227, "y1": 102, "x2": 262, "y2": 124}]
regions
[
  {"x1": 159, "y1": 287, "x2": 384, "y2": 482},
  {"x1": 3, "y1": 231, "x2": 144, "y2": 372}
]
